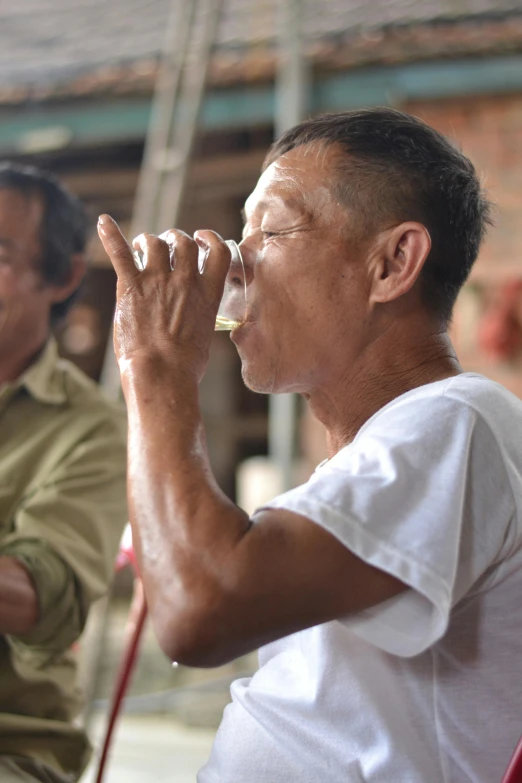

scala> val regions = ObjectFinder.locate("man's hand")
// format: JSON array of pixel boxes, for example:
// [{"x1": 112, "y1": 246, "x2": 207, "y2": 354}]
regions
[
  {"x1": 0, "y1": 557, "x2": 38, "y2": 636},
  {"x1": 97, "y1": 215, "x2": 232, "y2": 382}
]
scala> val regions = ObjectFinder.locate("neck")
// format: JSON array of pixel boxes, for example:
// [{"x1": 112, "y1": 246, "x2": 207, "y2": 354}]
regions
[
  {"x1": 306, "y1": 313, "x2": 462, "y2": 457},
  {"x1": 0, "y1": 334, "x2": 49, "y2": 387}
]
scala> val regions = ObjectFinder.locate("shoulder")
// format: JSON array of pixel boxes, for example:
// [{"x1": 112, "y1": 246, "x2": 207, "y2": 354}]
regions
[
  {"x1": 309, "y1": 374, "x2": 522, "y2": 494},
  {"x1": 54, "y1": 357, "x2": 126, "y2": 440},
  {"x1": 358, "y1": 373, "x2": 522, "y2": 444}
]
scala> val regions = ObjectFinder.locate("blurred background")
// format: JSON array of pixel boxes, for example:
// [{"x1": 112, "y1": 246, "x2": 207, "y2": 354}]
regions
[{"x1": 3, "y1": 0, "x2": 522, "y2": 779}]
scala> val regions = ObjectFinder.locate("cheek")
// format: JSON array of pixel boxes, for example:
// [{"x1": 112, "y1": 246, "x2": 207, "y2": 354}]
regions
[
  {"x1": 254, "y1": 242, "x2": 364, "y2": 331},
  {"x1": 0, "y1": 265, "x2": 38, "y2": 287},
  {"x1": 328, "y1": 261, "x2": 370, "y2": 308},
  {"x1": 0, "y1": 275, "x2": 17, "y2": 303},
  {"x1": 0, "y1": 275, "x2": 46, "y2": 312}
]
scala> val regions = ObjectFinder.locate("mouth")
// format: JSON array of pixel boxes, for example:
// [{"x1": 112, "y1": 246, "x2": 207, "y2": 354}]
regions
[{"x1": 230, "y1": 318, "x2": 254, "y2": 342}]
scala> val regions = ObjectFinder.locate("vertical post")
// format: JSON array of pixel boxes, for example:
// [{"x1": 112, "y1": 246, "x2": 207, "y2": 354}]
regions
[
  {"x1": 275, "y1": 0, "x2": 309, "y2": 139},
  {"x1": 100, "y1": 0, "x2": 222, "y2": 398},
  {"x1": 269, "y1": 0, "x2": 309, "y2": 491},
  {"x1": 130, "y1": 0, "x2": 196, "y2": 237}
]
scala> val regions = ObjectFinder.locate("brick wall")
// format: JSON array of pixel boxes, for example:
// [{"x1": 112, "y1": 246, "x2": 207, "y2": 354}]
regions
[{"x1": 405, "y1": 93, "x2": 522, "y2": 397}]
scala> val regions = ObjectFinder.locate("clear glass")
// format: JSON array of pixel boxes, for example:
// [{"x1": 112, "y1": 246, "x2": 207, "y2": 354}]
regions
[
  {"x1": 213, "y1": 240, "x2": 247, "y2": 331},
  {"x1": 133, "y1": 238, "x2": 246, "y2": 331}
]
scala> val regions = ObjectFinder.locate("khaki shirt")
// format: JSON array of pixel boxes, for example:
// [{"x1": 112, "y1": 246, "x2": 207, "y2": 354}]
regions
[{"x1": 0, "y1": 339, "x2": 127, "y2": 779}]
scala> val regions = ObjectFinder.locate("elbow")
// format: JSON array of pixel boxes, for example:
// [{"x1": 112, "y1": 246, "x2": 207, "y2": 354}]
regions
[
  {"x1": 158, "y1": 627, "x2": 234, "y2": 669},
  {"x1": 149, "y1": 585, "x2": 240, "y2": 669}
]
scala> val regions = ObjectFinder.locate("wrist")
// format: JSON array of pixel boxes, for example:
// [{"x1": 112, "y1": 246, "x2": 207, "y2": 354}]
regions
[
  {"x1": 120, "y1": 351, "x2": 197, "y2": 388},
  {"x1": 120, "y1": 353, "x2": 198, "y2": 406}
]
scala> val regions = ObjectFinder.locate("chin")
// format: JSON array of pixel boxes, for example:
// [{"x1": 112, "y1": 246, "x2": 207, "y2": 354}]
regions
[
  {"x1": 240, "y1": 359, "x2": 301, "y2": 396},
  {"x1": 235, "y1": 327, "x2": 296, "y2": 394},
  {"x1": 240, "y1": 362, "x2": 274, "y2": 394},
  {"x1": 235, "y1": 334, "x2": 275, "y2": 394}
]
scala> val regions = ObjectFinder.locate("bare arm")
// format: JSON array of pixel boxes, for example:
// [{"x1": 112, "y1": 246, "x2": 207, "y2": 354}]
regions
[
  {"x1": 0, "y1": 556, "x2": 38, "y2": 635},
  {"x1": 122, "y1": 357, "x2": 404, "y2": 667},
  {"x1": 99, "y1": 216, "x2": 405, "y2": 667}
]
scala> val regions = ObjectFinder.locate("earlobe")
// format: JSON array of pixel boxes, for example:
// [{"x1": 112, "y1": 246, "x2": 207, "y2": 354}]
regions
[{"x1": 370, "y1": 223, "x2": 431, "y2": 306}]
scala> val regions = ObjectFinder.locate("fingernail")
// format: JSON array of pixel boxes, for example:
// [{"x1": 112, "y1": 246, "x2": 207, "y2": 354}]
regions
[
  {"x1": 194, "y1": 233, "x2": 209, "y2": 250},
  {"x1": 98, "y1": 214, "x2": 113, "y2": 226}
]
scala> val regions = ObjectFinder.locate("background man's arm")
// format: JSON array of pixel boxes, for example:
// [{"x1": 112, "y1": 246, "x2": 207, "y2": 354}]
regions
[{"x1": 0, "y1": 413, "x2": 127, "y2": 657}]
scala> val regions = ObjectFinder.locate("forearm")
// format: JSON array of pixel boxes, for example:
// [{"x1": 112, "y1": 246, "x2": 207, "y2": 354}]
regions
[
  {"x1": 0, "y1": 556, "x2": 38, "y2": 635},
  {"x1": 121, "y1": 356, "x2": 251, "y2": 659}
]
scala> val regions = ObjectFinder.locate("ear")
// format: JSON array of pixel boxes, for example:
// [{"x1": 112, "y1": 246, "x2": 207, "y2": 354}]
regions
[
  {"x1": 369, "y1": 222, "x2": 431, "y2": 305},
  {"x1": 48, "y1": 253, "x2": 87, "y2": 305}
]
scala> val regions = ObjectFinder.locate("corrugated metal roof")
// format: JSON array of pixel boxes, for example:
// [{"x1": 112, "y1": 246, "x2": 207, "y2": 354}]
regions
[{"x1": 1, "y1": 0, "x2": 522, "y2": 97}]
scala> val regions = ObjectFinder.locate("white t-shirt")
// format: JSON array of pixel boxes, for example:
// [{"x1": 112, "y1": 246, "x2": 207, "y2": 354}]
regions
[{"x1": 198, "y1": 374, "x2": 522, "y2": 783}]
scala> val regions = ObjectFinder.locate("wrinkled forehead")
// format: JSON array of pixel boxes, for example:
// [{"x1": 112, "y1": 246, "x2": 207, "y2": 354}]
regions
[{"x1": 244, "y1": 142, "x2": 341, "y2": 219}]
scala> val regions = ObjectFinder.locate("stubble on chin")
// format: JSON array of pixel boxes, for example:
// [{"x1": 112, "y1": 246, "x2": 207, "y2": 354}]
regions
[{"x1": 240, "y1": 361, "x2": 275, "y2": 395}]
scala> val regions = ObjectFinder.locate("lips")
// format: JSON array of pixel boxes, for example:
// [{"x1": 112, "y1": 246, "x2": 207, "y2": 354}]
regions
[{"x1": 230, "y1": 319, "x2": 254, "y2": 343}]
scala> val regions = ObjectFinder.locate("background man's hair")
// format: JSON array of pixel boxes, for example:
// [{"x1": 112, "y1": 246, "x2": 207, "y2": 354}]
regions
[
  {"x1": 265, "y1": 108, "x2": 492, "y2": 325},
  {"x1": 0, "y1": 161, "x2": 88, "y2": 323}
]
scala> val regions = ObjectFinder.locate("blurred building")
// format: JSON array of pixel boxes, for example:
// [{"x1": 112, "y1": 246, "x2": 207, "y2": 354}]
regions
[{"x1": 2, "y1": 0, "x2": 522, "y2": 480}]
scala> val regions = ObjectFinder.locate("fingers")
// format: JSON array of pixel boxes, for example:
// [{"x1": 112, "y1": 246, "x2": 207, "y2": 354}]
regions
[
  {"x1": 132, "y1": 232, "x2": 172, "y2": 272},
  {"x1": 193, "y1": 230, "x2": 232, "y2": 288},
  {"x1": 98, "y1": 215, "x2": 224, "y2": 288},
  {"x1": 97, "y1": 215, "x2": 140, "y2": 281},
  {"x1": 157, "y1": 229, "x2": 198, "y2": 275}
]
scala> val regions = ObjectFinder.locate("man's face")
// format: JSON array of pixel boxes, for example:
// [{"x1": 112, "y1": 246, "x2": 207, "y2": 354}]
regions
[
  {"x1": 233, "y1": 142, "x2": 376, "y2": 395},
  {"x1": 0, "y1": 188, "x2": 53, "y2": 359}
]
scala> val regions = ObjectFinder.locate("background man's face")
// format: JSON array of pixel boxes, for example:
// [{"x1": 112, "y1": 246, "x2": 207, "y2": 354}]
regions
[
  {"x1": 0, "y1": 187, "x2": 52, "y2": 359},
  {"x1": 233, "y1": 142, "x2": 376, "y2": 396}
]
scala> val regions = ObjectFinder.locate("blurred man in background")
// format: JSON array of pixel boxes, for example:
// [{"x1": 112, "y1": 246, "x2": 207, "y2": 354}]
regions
[
  {"x1": 0, "y1": 163, "x2": 127, "y2": 783},
  {"x1": 100, "y1": 109, "x2": 522, "y2": 782}
]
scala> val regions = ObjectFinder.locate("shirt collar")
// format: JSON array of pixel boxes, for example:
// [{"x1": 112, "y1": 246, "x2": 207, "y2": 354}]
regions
[{"x1": 19, "y1": 337, "x2": 68, "y2": 405}]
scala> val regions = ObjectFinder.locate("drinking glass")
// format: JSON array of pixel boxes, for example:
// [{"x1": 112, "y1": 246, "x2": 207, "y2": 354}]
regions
[{"x1": 133, "y1": 237, "x2": 246, "y2": 331}]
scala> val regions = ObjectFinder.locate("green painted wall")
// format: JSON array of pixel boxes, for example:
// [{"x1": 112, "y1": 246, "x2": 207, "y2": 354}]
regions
[{"x1": 1, "y1": 55, "x2": 522, "y2": 154}]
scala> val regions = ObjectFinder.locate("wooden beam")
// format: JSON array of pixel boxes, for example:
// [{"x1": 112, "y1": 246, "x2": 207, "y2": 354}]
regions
[{"x1": 65, "y1": 149, "x2": 265, "y2": 199}]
